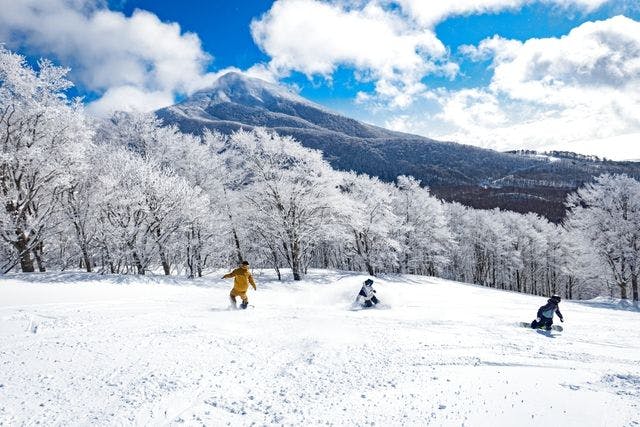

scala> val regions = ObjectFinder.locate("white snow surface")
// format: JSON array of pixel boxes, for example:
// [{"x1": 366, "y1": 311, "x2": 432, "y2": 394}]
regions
[{"x1": 1, "y1": 270, "x2": 639, "y2": 426}]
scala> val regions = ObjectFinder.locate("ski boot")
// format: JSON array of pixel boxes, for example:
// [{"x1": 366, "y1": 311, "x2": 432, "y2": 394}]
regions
[{"x1": 240, "y1": 301, "x2": 248, "y2": 310}]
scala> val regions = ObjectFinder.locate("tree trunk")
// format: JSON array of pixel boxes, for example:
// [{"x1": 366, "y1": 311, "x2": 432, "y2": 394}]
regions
[
  {"x1": 365, "y1": 260, "x2": 374, "y2": 276},
  {"x1": 82, "y1": 246, "x2": 92, "y2": 273},
  {"x1": 291, "y1": 239, "x2": 302, "y2": 281},
  {"x1": 33, "y1": 244, "x2": 45, "y2": 272},
  {"x1": 155, "y1": 229, "x2": 171, "y2": 275},
  {"x1": 186, "y1": 241, "x2": 194, "y2": 279},
  {"x1": 160, "y1": 252, "x2": 171, "y2": 275},
  {"x1": 108, "y1": 250, "x2": 116, "y2": 274},
  {"x1": 71, "y1": 219, "x2": 92, "y2": 272},
  {"x1": 231, "y1": 227, "x2": 243, "y2": 264},
  {"x1": 15, "y1": 233, "x2": 35, "y2": 273},
  {"x1": 196, "y1": 229, "x2": 203, "y2": 278},
  {"x1": 221, "y1": 188, "x2": 244, "y2": 264},
  {"x1": 619, "y1": 282, "x2": 628, "y2": 300},
  {"x1": 132, "y1": 251, "x2": 145, "y2": 275},
  {"x1": 158, "y1": 243, "x2": 170, "y2": 275},
  {"x1": 631, "y1": 274, "x2": 638, "y2": 302},
  {"x1": 18, "y1": 247, "x2": 35, "y2": 273},
  {"x1": 353, "y1": 231, "x2": 374, "y2": 276},
  {"x1": 271, "y1": 248, "x2": 281, "y2": 281}
]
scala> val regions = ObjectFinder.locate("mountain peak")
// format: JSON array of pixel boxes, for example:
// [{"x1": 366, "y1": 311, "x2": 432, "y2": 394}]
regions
[{"x1": 191, "y1": 71, "x2": 313, "y2": 108}]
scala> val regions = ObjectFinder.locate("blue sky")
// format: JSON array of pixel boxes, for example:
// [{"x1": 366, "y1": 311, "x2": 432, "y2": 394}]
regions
[
  {"x1": 1, "y1": 0, "x2": 639, "y2": 158},
  {"x1": 110, "y1": 0, "x2": 639, "y2": 112},
  {"x1": 112, "y1": 1, "x2": 273, "y2": 70}
]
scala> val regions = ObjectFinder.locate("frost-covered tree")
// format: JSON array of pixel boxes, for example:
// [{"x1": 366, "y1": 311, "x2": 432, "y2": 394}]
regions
[
  {"x1": 91, "y1": 144, "x2": 209, "y2": 275},
  {"x1": 338, "y1": 172, "x2": 399, "y2": 276},
  {"x1": 565, "y1": 174, "x2": 640, "y2": 302},
  {"x1": 0, "y1": 48, "x2": 91, "y2": 272},
  {"x1": 226, "y1": 129, "x2": 340, "y2": 280},
  {"x1": 393, "y1": 175, "x2": 452, "y2": 276},
  {"x1": 202, "y1": 130, "x2": 250, "y2": 266},
  {"x1": 446, "y1": 206, "x2": 508, "y2": 287},
  {"x1": 556, "y1": 227, "x2": 603, "y2": 299},
  {"x1": 93, "y1": 147, "x2": 154, "y2": 274},
  {"x1": 160, "y1": 130, "x2": 231, "y2": 277},
  {"x1": 96, "y1": 111, "x2": 163, "y2": 156},
  {"x1": 59, "y1": 149, "x2": 99, "y2": 272},
  {"x1": 98, "y1": 114, "x2": 232, "y2": 275}
]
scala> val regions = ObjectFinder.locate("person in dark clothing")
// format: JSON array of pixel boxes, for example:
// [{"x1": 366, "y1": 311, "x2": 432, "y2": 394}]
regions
[
  {"x1": 531, "y1": 295, "x2": 564, "y2": 330},
  {"x1": 355, "y1": 278, "x2": 380, "y2": 308}
]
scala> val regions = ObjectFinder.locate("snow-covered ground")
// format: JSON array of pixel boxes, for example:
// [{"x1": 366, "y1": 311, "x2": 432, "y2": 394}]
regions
[{"x1": 1, "y1": 270, "x2": 639, "y2": 426}]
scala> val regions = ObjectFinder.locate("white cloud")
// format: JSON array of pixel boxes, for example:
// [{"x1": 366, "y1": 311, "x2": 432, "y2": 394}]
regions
[
  {"x1": 385, "y1": 96, "x2": 640, "y2": 160},
  {"x1": 436, "y1": 89, "x2": 508, "y2": 129},
  {"x1": 395, "y1": 0, "x2": 609, "y2": 27},
  {"x1": 251, "y1": 0, "x2": 455, "y2": 108},
  {"x1": 555, "y1": 132, "x2": 640, "y2": 160},
  {"x1": 86, "y1": 86, "x2": 174, "y2": 117},
  {"x1": 251, "y1": 0, "x2": 614, "y2": 108},
  {"x1": 384, "y1": 16, "x2": 640, "y2": 160},
  {"x1": 478, "y1": 15, "x2": 640, "y2": 106},
  {"x1": 244, "y1": 63, "x2": 280, "y2": 83},
  {"x1": 0, "y1": 0, "x2": 221, "y2": 115}
]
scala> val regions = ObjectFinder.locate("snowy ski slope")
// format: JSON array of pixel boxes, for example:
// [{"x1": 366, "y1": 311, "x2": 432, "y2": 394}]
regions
[{"x1": 1, "y1": 270, "x2": 639, "y2": 426}]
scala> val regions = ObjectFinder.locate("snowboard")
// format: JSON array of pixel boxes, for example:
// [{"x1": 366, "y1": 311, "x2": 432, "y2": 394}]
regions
[
  {"x1": 230, "y1": 304, "x2": 254, "y2": 310},
  {"x1": 349, "y1": 302, "x2": 390, "y2": 311},
  {"x1": 518, "y1": 321, "x2": 563, "y2": 332},
  {"x1": 211, "y1": 304, "x2": 254, "y2": 312}
]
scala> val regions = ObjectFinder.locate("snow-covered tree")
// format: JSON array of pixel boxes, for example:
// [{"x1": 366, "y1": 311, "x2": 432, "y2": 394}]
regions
[
  {"x1": 393, "y1": 175, "x2": 452, "y2": 276},
  {"x1": 59, "y1": 149, "x2": 99, "y2": 272},
  {"x1": 96, "y1": 111, "x2": 163, "y2": 156},
  {"x1": 338, "y1": 172, "x2": 399, "y2": 276},
  {"x1": 91, "y1": 144, "x2": 209, "y2": 275},
  {"x1": 226, "y1": 129, "x2": 340, "y2": 280},
  {"x1": 0, "y1": 47, "x2": 91, "y2": 272},
  {"x1": 202, "y1": 129, "x2": 250, "y2": 266},
  {"x1": 565, "y1": 174, "x2": 640, "y2": 302}
]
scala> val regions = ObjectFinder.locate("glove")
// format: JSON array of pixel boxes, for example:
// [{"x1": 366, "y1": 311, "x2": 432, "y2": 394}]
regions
[{"x1": 560, "y1": 317, "x2": 564, "y2": 323}]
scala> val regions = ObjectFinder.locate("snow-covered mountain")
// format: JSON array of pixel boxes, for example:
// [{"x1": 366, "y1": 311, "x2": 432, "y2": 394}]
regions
[
  {"x1": 157, "y1": 72, "x2": 640, "y2": 222},
  {"x1": 158, "y1": 71, "x2": 403, "y2": 139},
  {"x1": 157, "y1": 72, "x2": 536, "y2": 185}
]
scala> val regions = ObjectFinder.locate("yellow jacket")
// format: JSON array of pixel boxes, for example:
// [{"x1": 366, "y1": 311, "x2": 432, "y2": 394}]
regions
[{"x1": 223, "y1": 266, "x2": 256, "y2": 292}]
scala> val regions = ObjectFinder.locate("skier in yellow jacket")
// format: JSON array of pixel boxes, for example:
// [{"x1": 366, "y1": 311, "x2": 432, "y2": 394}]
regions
[{"x1": 222, "y1": 260, "x2": 256, "y2": 309}]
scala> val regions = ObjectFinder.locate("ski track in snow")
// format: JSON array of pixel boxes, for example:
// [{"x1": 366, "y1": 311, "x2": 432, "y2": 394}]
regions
[{"x1": 0, "y1": 270, "x2": 639, "y2": 426}]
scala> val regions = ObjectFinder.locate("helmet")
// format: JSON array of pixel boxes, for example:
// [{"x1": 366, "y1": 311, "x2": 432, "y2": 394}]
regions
[
  {"x1": 550, "y1": 295, "x2": 561, "y2": 303},
  {"x1": 364, "y1": 279, "x2": 374, "y2": 286}
]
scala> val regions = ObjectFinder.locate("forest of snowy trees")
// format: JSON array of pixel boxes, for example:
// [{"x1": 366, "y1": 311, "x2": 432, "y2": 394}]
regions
[{"x1": 2, "y1": 48, "x2": 639, "y2": 302}]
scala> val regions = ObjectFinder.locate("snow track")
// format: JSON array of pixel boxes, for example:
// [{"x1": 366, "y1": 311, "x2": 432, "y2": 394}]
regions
[{"x1": 1, "y1": 270, "x2": 639, "y2": 426}]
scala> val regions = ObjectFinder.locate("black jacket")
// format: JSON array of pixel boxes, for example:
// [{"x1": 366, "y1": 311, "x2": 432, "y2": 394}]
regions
[{"x1": 537, "y1": 300, "x2": 563, "y2": 320}]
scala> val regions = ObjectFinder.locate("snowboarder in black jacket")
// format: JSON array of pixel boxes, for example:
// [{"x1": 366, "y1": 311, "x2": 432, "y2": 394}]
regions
[
  {"x1": 355, "y1": 278, "x2": 380, "y2": 308},
  {"x1": 531, "y1": 295, "x2": 564, "y2": 330}
]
